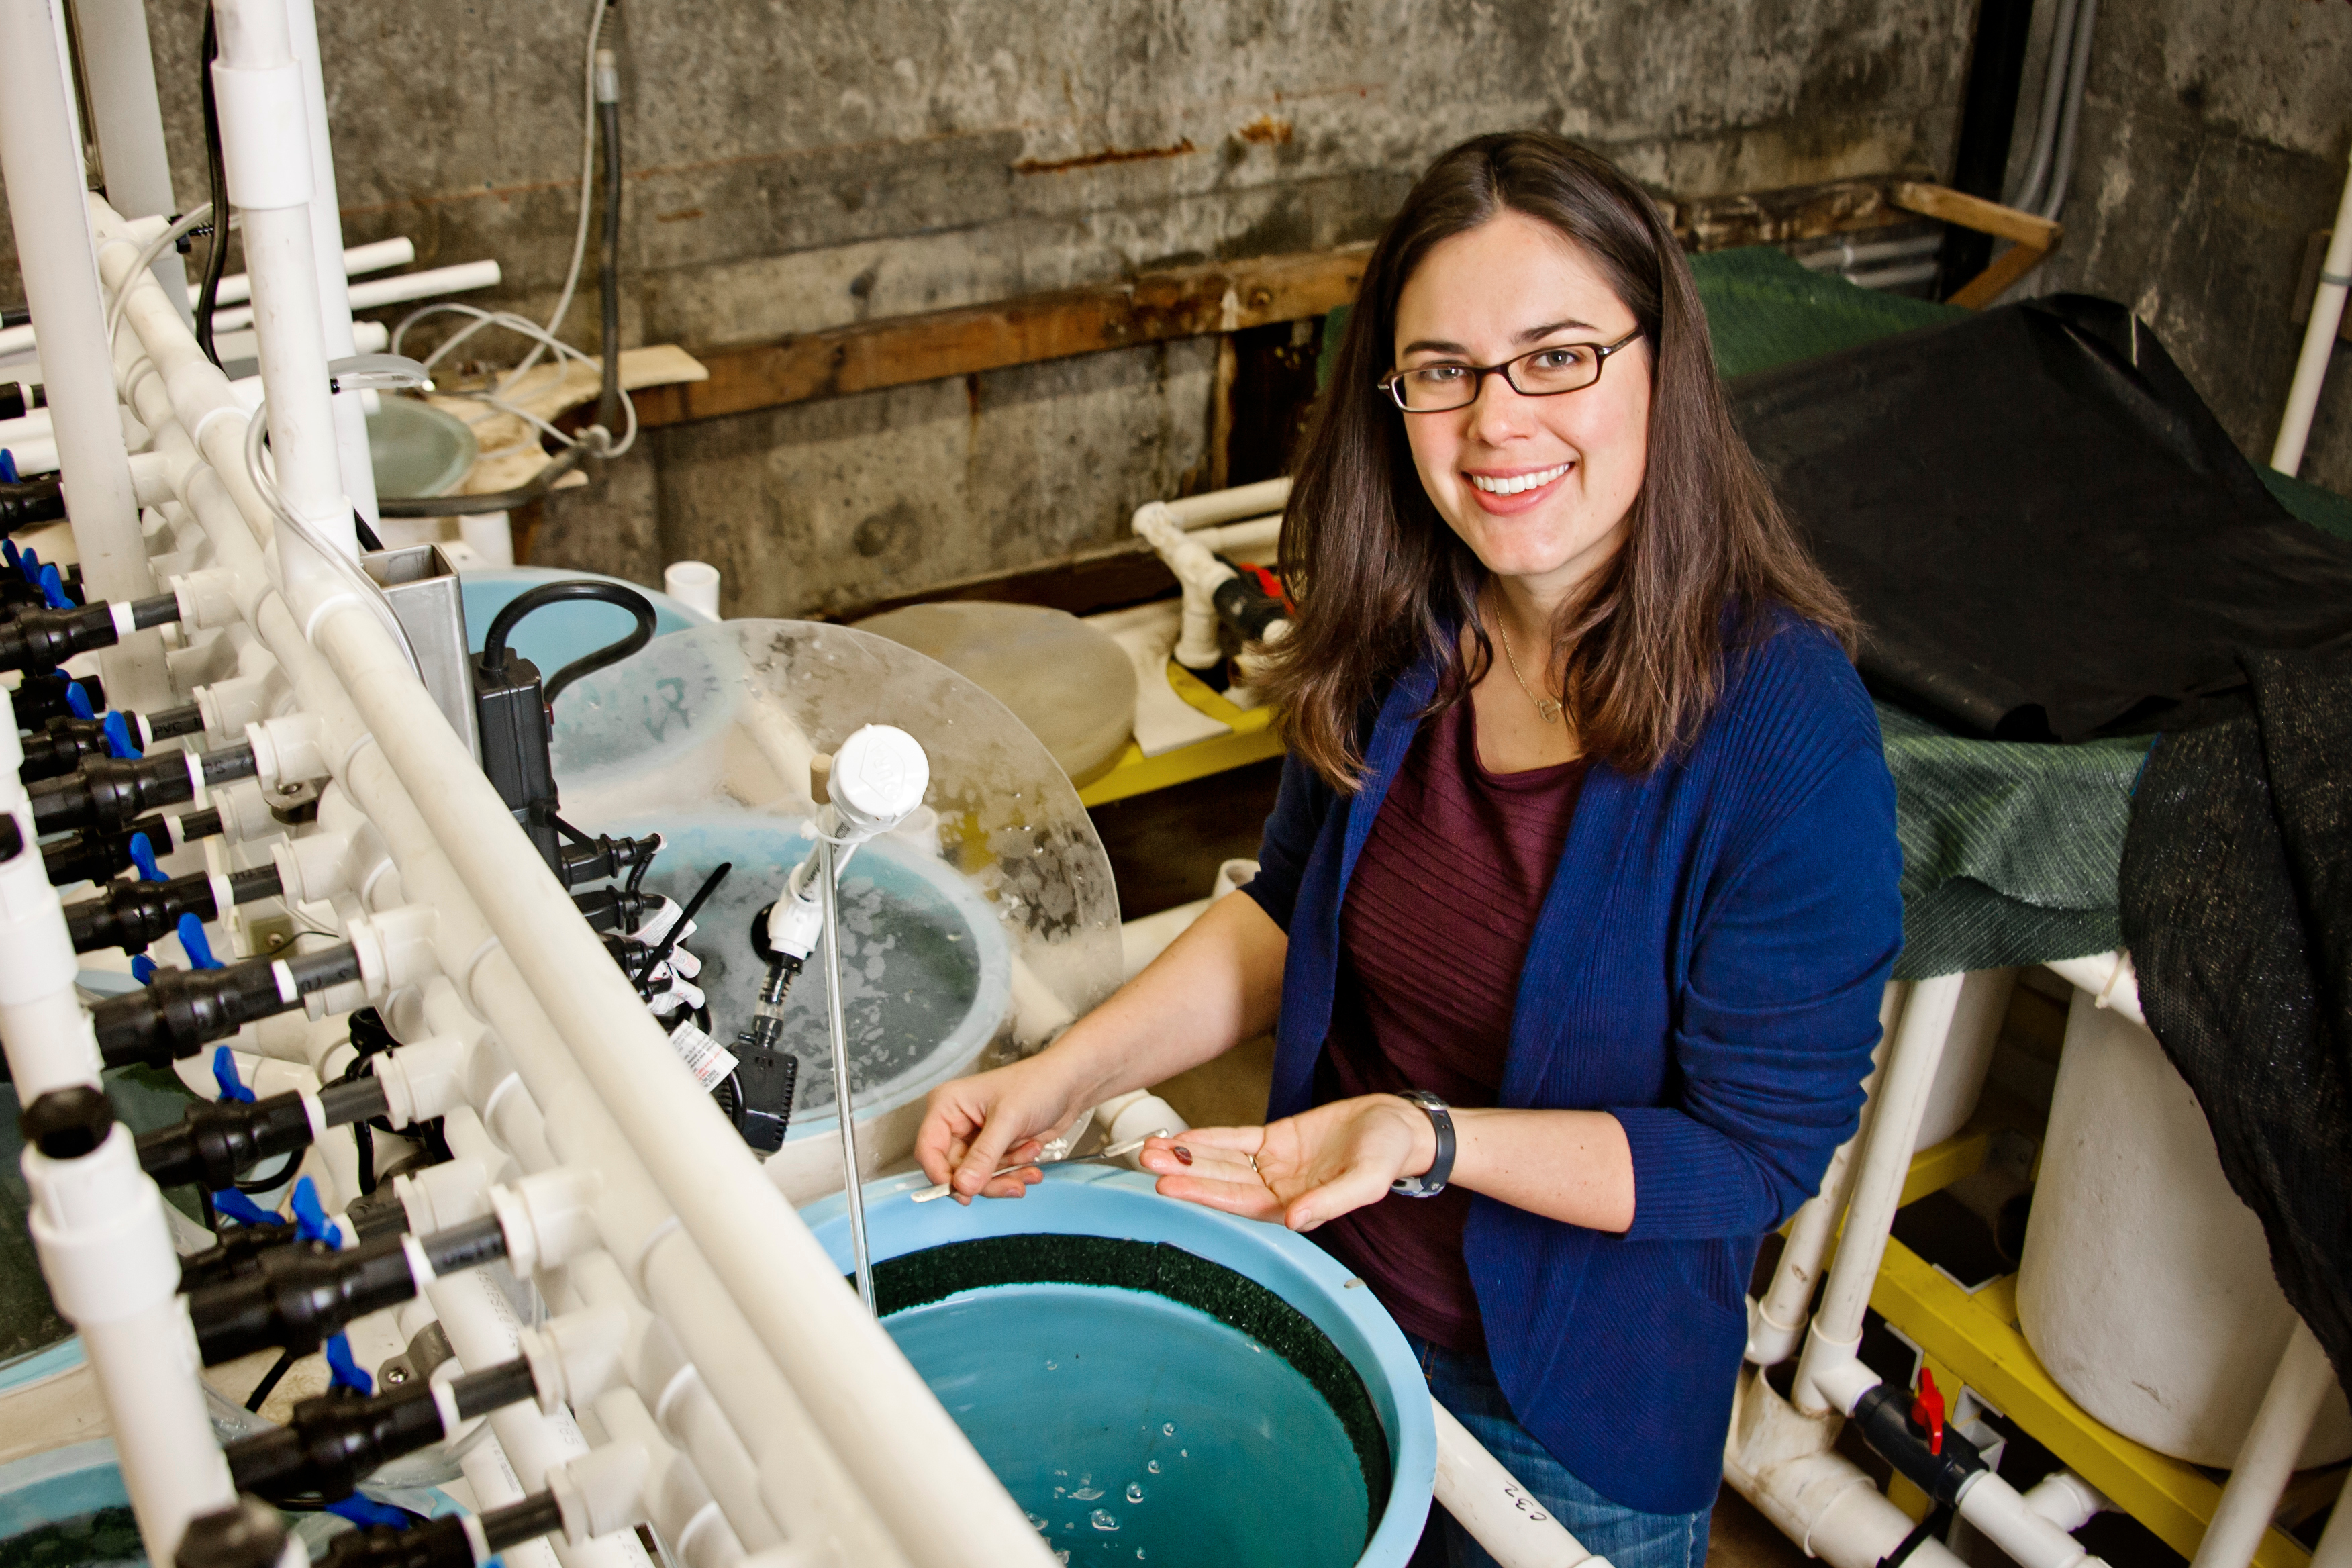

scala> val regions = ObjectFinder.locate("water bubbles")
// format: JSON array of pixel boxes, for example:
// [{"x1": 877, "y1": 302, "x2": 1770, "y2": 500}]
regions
[
  {"x1": 1179, "y1": 1449, "x2": 1188, "y2": 1458},
  {"x1": 1026, "y1": 1513, "x2": 1048, "y2": 1534},
  {"x1": 1145, "y1": 1460, "x2": 1161, "y2": 1475},
  {"x1": 1055, "y1": 1553, "x2": 1069, "y2": 1566},
  {"x1": 1044, "y1": 1359, "x2": 1057, "y2": 1371},
  {"x1": 1125, "y1": 1483, "x2": 1146, "y2": 1504},
  {"x1": 1161, "y1": 1422, "x2": 1177, "y2": 1436},
  {"x1": 1089, "y1": 1510, "x2": 1120, "y2": 1533},
  {"x1": 1070, "y1": 1478, "x2": 1103, "y2": 1501}
]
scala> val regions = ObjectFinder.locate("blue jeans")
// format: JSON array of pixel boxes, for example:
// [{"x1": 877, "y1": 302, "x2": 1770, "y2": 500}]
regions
[{"x1": 1408, "y1": 1334, "x2": 1712, "y2": 1568}]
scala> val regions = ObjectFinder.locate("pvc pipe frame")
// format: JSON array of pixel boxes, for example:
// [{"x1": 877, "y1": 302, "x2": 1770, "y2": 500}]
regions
[
  {"x1": 1432, "y1": 1398, "x2": 1609, "y2": 1568},
  {"x1": 2189, "y1": 1320, "x2": 2335, "y2": 1568},
  {"x1": 97, "y1": 184, "x2": 1048, "y2": 1567},
  {"x1": 2272, "y1": 142, "x2": 2352, "y2": 476}
]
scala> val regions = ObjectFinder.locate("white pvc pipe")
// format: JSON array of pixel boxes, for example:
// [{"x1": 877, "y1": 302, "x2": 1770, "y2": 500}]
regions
[
  {"x1": 197, "y1": 238, "x2": 416, "y2": 311},
  {"x1": 1724, "y1": 1376, "x2": 1969, "y2": 1568},
  {"x1": 211, "y1": 0, "x2": 351, "y2": 574},
  {"x1": 73, "y1": 0, "x2": 193, "y2": 328},
  {"x1": 0, "y1": 0, "x2": 151, "y2": 612},
  {"x1": 2310, "y1": 1470, "x2": 2352, "y2": 1568},
  {"x1": 2273, "y1": 143, "x2": 2352, "y2": 477},
  {"x1": 0, "y1": 723, "x2": 105, "y2": 1098},
  {"x1": 280, "y1": 0, "x2": 378, "y2": 526},
  {"x1": 664, "y1": 560, "x2": 722, "y2": 619},
  {"x1": 426, "y1": 1264, "x2": 650, "y2": 1568},
  {"x1": 1432, "y1": 1396, "x2": 1605, "y2": 1567},
  {"x1": 1957, "y1": 1473, "x2": 2096, "y2": 1568},
  {"x1": 2189, "y1": 1320, "x2": 2337, "y2": 1568},
  {"x1": 103, "y1": 185, "x2": 1036, "y2": 1568},
  {"x1": 207, "y1": 259, "x2": 504, "y2": 335},
  {"x1": 1750, "y1": 983, "x2": 1903, "y2": 1366},
  {"x1": 1793, "y1": 971, "x2": 1964, "y2": 1414},
  {"x1": 1160, "y1": 475, "x2": 1290, "y2": 530},
  {"x1": 2023, "y1": 1471, "x2": 2111, "y2": 1534},
  {"x1": 25, "y1": 1127, "x2": 235, "y2": 1568}
]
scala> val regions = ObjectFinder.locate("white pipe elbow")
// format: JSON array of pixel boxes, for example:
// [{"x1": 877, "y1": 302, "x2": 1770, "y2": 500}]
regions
[
  {"x1": 342, "y1": 901, "x2": 438, "y2": 1003},
  {"x1": 516, "y1": 1305, "x2": 632, "y2": 1416},
  {"x1": 490, "y1": 1163, "x2": 605, "y2": 1276},
  {"x1": 548, "y1": 1440, "x2": 652, "y2": 1545},
  {"x1": 244, "y1": 709, "x2": 332, "y2": 791},
  {"x1": 393, "y1": 1156, "x2": 490, "y2": 1236},
  {"x1": 371, "y1": 1032, "x2": 469, "y2": 1128},
  {"x1": 168, "y1": 568, "x2": 242, "y2": 633},
  {"x1": 2021, "y1": 1469, "x2": 2110, "y2": 1533}
]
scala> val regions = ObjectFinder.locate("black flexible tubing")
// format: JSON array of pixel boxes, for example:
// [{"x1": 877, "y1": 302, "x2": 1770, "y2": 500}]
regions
[
  {"x1": 195, "y1": 11, "x2": 230, "y2": 369},
  {"x1": 243, "y1": 1346, "x2": 297, "y2": 1412},
  {"x1": 595, "y1": 97, "x2": 624, "y2": 438},
  {"x1": 374, "y1": 438, "x2": 595, "y2": 518},
  {"x1": 640, "y1": 860, "x2": 730, "y2": 980},
  {"x1": 478, "y1": 579, "x2": 656, "y2": 705}
]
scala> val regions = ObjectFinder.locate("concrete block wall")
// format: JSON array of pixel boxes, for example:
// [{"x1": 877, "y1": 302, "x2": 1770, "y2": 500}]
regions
[
  {"x1": 10, "y1": 1, "x2": 2346, "y2": 606},
  {"x1": 2018, "y1": 0, "x2": 2352, "y2": 498}
]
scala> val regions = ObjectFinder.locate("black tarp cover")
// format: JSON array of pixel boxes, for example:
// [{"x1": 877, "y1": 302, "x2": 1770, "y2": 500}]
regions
[{"x1": 1731, "y1": 295, "x2": 2352, "y2": 742}]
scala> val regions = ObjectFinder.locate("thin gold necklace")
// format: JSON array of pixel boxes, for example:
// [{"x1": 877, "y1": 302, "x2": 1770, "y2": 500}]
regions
[{"x1": 1490, "y1": 603, "x2": 1563, "y2": 724}]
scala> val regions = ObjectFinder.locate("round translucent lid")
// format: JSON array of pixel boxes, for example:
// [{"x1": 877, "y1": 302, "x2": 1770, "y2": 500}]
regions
[{"x1": 552, "y1": 621, "x2": 1123, "y2": 1114}]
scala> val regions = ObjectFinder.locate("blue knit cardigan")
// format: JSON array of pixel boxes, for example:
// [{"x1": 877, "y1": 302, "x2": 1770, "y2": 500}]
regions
[{"x1": 1240, "y1": 614, "x2": 1904, "y2": 1514}]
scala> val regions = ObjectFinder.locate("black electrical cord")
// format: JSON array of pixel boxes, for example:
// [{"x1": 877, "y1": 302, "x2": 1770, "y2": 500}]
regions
[
  {"x1": 478, "y1": 579, "x2": 656, "y2": 705},
  {"x1": 195, "y1": 10, "x2": 231, "y2": 370},
  {"x1": 594, "y1": 92, "x2": 623, "y2": 438},
  {"x1": 243, "y1": 1346, "x2": 298, "y2": 1413}
]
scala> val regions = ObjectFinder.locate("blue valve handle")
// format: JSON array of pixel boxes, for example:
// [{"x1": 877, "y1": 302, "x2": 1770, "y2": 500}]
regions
[
  {"x1": 210, "y1": 1044, "x2": 253, "y2": 1104},
  {"x1": 0, "y1": 450, "x2": 17, "y2": 484},
  {"x1": 130, "y1": 954, "x2": 156, "y2": 985},
  {"x1": 101, "y1": 711, "x2": 139, "y2": 759},
  {"x1": 127, "y1": 832, "x2": 163, "y2": 883},
  {"x1": 19, "y1": 547, "x2": 40, "y2": 585},
  {"x1": 64, "y1": 680, "x2": 93, "y2": 721},
  {"x1": 290, "y1": 1177, "x2": 339, "y2": 1248},
  {"x1": 209, "y1": 1187, "x2": 277, "y2": 1227},
  {"x1": 37, "y1": 564, "x2": 68, "y2": 610},
  {"x1": 177, "y1": 912, "x2": 220, "y2": 970}
]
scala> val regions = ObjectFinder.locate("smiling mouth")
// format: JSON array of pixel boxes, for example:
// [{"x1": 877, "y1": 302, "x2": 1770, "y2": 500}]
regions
[{"x1": 1467, "y1": 462, "x2": 1570, "y2": 496}]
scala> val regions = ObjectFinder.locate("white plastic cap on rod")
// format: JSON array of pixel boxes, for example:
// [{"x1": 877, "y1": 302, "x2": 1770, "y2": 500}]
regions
[{"x1": 664, "y1": 560, "x2": 722, "y2": 619}]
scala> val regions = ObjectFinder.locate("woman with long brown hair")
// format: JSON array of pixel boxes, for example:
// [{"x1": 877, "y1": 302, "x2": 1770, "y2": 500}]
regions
[{"x1": 918, "y1": 130, "x2": 1903, "y2": 1567}]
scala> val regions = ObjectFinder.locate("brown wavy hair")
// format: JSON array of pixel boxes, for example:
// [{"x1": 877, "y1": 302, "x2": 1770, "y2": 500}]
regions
[{"x1": 1263, "y1": 130, "x2": 1855, "y2": 789}]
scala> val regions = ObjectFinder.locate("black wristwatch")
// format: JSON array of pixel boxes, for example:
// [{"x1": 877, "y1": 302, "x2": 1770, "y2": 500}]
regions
[{"x1": 1389, "y1": 1090, "x2": 1455, "y2": 1199}]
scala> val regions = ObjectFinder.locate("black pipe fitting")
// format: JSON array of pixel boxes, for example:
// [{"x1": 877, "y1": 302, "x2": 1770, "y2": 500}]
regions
[
  {"x1": 1851, "y1": 1381, "x2": 1989, "y2": 1508},
  {"x1": 177, "y1": 1220, "x2": 297, "y2": 1295},
  {"x1": 40, "y1": 805, "x2": 215, "y2": 887},
  {"x1": 1211, "y1": 573, "x2": 1289, "y2": 643},
  {"x1": 175, "y1": 1498, "x2": 289, "y2": 1568},
  {"x1": 0, "y1": 602, "x2": 122, "y2": 673},
  {"x1": 187, "y1": 1214, "x2": 506, "y2": 1365},
  {"x1": 85, "y1": 941, "x2": 358, "y2": 1071},
  {"x1": 9, "y1": 671, "x2": 103, "y2": 728},
  {"x1": 187, "y1": 1232, "x2": 418, "y2": 1365},
  {"x1": 317, "y1": 1493, "x2": 567, "y2": 1568},
  {"x1": 19, "y1": 717, "x2": 109, "y2": 783},
  {"x1": 19, "y1": 1085, "x2": 115, "y2": 1161},
  {"x1": 135, "y1": 1089, "x2": 314, "y2": 1191},
  {"x1": 558, "y1": 830, "x2": 659, "y2": 891},
  {"x1": 0, "y1": 813, "x2": 21, "y2": 866},
  {"x1": 0, "y1": 475, "x2": 66, "y2": 536},
  {"x1": 227, "y1": 1377, "x2": 446, "y2": 1501},
  {"x1": 27, "y1": 742, "x2": 253, "y2": 836}
]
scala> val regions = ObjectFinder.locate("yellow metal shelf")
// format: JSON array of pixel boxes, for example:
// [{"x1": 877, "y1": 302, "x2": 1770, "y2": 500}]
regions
[
  {"x1": 1077, "y1": 663, "x2": 1285, "y2": 807},
  {"x1": 1871, "y1": 1242, "x2": 2313, "y2": 1568}
]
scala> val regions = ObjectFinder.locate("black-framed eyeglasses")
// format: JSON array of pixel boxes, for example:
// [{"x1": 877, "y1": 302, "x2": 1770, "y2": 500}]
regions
[{"x1": 1378, "y1": 326, "x2": 1645, "y2": 413}]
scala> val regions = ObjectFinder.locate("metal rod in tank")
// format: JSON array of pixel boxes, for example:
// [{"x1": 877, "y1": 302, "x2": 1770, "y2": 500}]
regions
[{"x1": 820, "y1": 833, "x2": 876, "y2": 1314}]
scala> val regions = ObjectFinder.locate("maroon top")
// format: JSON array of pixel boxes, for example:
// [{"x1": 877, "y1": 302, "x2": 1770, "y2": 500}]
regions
[{"x1": 1312, "y1": 693, "x2": 1589, "y2": 1352}]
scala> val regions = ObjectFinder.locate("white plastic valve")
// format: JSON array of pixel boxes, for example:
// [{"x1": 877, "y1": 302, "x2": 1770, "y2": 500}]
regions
[{"x1": 763, "y1": 724, "x2": 931, "y2": 965}]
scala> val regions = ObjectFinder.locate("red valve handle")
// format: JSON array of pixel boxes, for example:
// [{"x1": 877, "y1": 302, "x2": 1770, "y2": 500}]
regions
[{"x1": 1912, "y1": 1367, "x2": 1947, "y2": 1455}]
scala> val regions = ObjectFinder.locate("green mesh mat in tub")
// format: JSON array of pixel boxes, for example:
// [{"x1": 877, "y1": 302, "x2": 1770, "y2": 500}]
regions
[{"x1": 803, "y1": 1166, "x2": 1434, "y2": 1568}]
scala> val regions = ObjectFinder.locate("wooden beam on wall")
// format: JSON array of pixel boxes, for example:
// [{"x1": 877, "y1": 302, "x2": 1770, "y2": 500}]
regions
[
  {"x1": 632, "y1": 245, "x2": 1371, "y2": 430},
  {"x1": 631, "y1": 173, "x2": 1940, "y2": 434}
]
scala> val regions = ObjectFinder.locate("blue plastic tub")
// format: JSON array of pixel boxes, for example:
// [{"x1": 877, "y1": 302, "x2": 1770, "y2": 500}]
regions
[
  {"x1": 457, "y1": 567, "x2": 714, "y2": 677},
  {"x1": 803, "y1": 1167, "x2": 1434, "y2": 1568}
]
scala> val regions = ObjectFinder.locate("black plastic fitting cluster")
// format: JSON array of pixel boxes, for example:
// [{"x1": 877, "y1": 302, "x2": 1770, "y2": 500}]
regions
[
  {"x1": 186, "y1": 1214, "x2": 507, "y2": 1365},
  {"x1": 226, "y1": 1355, "x2": 537, "y2": 1502},
  {"x1": 26, "y1": 741, "x2": 253, "y2": 836},
  {"x1": 66, "y1": 861, "x2": 280, "y2": 954},
  {"x1": 0, "y1": 475, "x2": 66, "y2": 536},
  {"x1": 41, "y1": 807, "x2": 221, "y2": 886},
  {"x1": 1851, "y1": 1381, "x2": 1989, "y2": 1508},
  {"x1": 0, "y1": 592, "x2": 176, "y2": 674},
  {"x1": 9, "y1": 671, "x2": 103, "y2": 728},
  {"x1": 317, "y1": 1493, "x2": 565, "y2": 1568},
  {"x1": 85, "y1": 941, "x2": 358, "y2": 1071}
]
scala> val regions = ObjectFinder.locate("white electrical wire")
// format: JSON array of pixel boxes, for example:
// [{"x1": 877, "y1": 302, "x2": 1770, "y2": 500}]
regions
[
  {"x1": 389, "y1": 301, "x2": 634, "y2": 459},
  {"x1": 505, "y1": 0, "x2": 614, "y2": 390},
  {"x1": 104, "y1": 205, "x2": 216, "y2": 351},
  {"x1": 242, "y1": 401, "x2": 425, "y2": 679}
]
